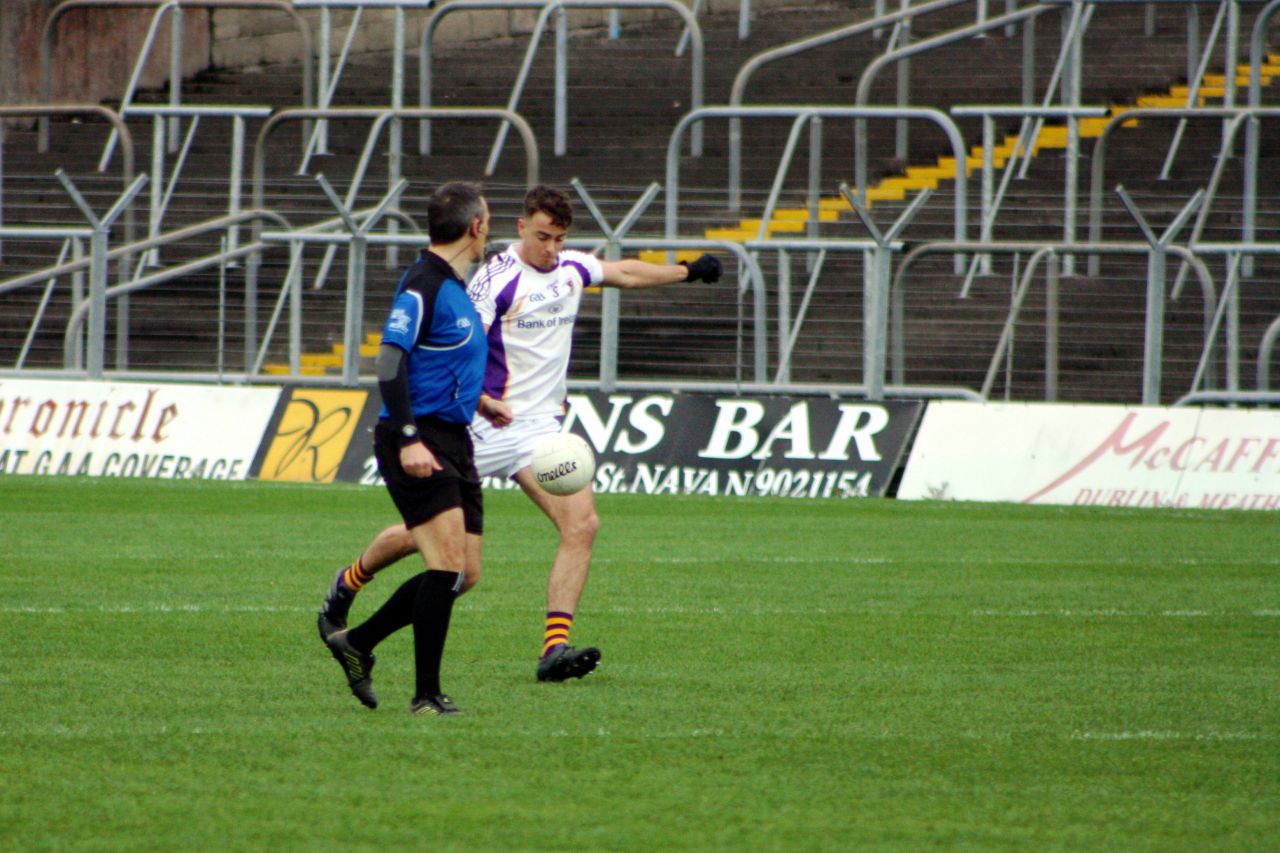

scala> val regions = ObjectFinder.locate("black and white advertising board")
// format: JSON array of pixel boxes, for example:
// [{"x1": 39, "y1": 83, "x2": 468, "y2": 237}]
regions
[{"x1": 538, "y1": 390, "x2": 922, "y2": 499}]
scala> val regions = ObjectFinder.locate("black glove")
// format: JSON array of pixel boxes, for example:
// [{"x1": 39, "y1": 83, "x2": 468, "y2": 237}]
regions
[{"x1": 680, "y1": 253, "x2": 722, "y2": 284}]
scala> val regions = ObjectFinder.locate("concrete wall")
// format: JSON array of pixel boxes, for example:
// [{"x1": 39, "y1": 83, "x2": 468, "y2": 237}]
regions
[
  {"x1": 1, "y1": 0, "x2": 210, "y2": 106},
  {"x1": 0, "y1": 0, "x2": 759, "y2": 105},
  {"x1": 210, "y1": 5, "x2": 681, "y2": 70}
]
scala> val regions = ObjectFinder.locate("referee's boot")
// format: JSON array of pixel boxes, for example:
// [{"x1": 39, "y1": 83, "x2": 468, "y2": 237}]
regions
[
  {"x1": 537, "y1": 644, "x2": 601, "y2": 682},
  {"x1": 410, "y1": 693, "x2": 461, "y2": 716},
  {"x1": 325, "y1": 629, "x2": 378, "y2": 709}
]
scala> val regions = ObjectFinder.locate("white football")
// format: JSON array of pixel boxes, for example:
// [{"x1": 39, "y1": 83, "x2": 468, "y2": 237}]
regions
[{"x1": 530, "y1": 432, "x2": 596, "y2": 496}]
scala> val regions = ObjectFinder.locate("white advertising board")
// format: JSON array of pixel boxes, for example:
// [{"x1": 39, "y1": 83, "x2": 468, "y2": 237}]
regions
[
  {"x1": 897, "y1": 402, "x2": 1280, "y2": 510},
  {"x1": 0, "y1": 379, "x2": 282, "y2": 480}
]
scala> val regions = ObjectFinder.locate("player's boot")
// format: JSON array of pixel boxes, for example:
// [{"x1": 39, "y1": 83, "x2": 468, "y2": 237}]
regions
[
  {"x1": 316, "y1": 566, "x2": 356, "y2": 641},
  {"x1": 324, "y1": 629, "x2": 377, "y2": 709},
  {"x1": 536, "y1": 644, "x2": 601, "y2": 682},
  {"x1": 409, "y1": 693, "x2": 461, "y2": 716}
]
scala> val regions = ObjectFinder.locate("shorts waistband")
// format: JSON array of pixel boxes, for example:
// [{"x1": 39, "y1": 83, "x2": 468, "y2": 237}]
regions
[{"x1": 377, "y1": 416, "x2": 469, "y2": 435}]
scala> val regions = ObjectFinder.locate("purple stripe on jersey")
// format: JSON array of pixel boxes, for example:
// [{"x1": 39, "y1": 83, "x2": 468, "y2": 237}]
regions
[
  {"x1": 483, "y1": 274, "x2": 520, "y2": 397},
  {"x1": 563, "y1": 259, "x2": 593, "y2": 288}
]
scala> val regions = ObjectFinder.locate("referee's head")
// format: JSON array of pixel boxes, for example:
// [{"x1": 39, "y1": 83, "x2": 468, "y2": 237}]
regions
[{"x1": 428, "y1": 182, "x2": 487, "y2": 243}]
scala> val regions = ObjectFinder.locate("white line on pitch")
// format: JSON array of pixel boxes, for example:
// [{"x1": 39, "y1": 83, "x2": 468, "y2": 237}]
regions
[
  {"x1": 4, "y1": 604, "x2": 1276, "y2": 618},
  {"x1": 1070, "y1": 730, "x2": 1273, "y2": 741},
  {"x1": 971, "y1": 609, "x2": 1280, "y2": 618}
]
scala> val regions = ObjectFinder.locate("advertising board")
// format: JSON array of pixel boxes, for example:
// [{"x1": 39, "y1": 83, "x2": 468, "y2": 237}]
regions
[
  {"x1": 897, "y1": 401, "x2": 1280, "y2": 510},
  {"x1": 344, "y1": 389, "x2": 922, "y2": 499},
  {"x1": 0, "y1": 378, "x2": 281, "y2": 480},
  {"x1": 551, "y1": 391, "x2": 921, "y2": 499}
]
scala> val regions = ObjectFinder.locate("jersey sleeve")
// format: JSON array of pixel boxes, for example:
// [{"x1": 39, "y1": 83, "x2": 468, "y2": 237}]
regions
[
  {"x1": 467, "y1": 256, "x2": 505, "y2": 328},
  {"x1": 562, "y1": 250, "x2": 604, "y2": 287},
  {"x1": 381, "y1": 288, "x2": 425, "y2": 352}
]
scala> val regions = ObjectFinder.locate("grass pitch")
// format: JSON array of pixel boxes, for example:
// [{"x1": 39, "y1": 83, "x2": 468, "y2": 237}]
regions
[{"x1": 1, "y1": 475, "x2": 1276, "y2": 850}]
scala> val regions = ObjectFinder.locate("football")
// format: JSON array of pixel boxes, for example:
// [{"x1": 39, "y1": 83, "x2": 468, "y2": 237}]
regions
[{"x1": 530, "y1": 432, "x2": 596, "y2": 496}]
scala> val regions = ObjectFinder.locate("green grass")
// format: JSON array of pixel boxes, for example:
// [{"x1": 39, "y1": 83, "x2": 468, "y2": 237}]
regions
[{"x1": 1, "y1": 475, "x2": 1277, "y2": 850}]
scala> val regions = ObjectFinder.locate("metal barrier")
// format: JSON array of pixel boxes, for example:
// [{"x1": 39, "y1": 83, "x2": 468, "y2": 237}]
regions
[
  {"x1": 854, "y1": 4, "x2": 1056, "y2": 206},
  {"x1": 247, "y1": 106, "x2": 539, "y2": 369},
  {"x1": 125, "y1": 105, "x2": 272, "y2": 262},
  {"x1": 1256, "y1": 313, "x2": 1280, "y2": 392},
  {"x1": 0, "y1": 227, "x2": 90, "y2": 368},
  {"x1": 952, "y1": 105, "x2": 1108, "y2": 281},
  {"x1": 420, "y1": 0, "x2": 704, "y2": 165},
  {"x1": 0, "y1": 104, "x2": 136, "y2": 265},
  {"x1": 727, "y1": 0, "x2": 983, "y2": 211},
  {"x1": 291, "y1": 0, "x2": 437, "y2": 163},
  {"x1": 60, "y1": 209, "x2": 292, "y2": 375},
  {"x1": 256, "y1": 229, "x2": 769, "y2": 386},
  {"x1": 893, "y1": 238, "x2": 1216, "y2": 405},
  {"x1": 1244, "y1": 0, "x2": 1280, "y2": 271},
  {"x1": 664, "y1": 106, "x2": 969, "y2": 269},
  {"x1": 1086, "y1": 106, "x2": 1280, "y2": 277},
  {"x1": 249, "y1": 105, "x2": 540, "y2": 350}
]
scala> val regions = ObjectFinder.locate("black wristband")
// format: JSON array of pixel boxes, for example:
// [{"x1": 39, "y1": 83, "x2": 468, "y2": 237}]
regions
[{"x1": 397, "y1": 422, "x2": 420, "y2": 447}]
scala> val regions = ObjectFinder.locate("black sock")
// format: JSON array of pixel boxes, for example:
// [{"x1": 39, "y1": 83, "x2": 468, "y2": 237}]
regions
[
  {"x1": 413, "y1": 569, "x2": 463, "y2": 698},
  {"x1": 347, "y1": 573, "x2": 425, "y2": 652}
]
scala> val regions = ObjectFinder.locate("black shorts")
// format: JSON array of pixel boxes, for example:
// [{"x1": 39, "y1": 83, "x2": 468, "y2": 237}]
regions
[{"x1": 374, "y1": 417, "x2": 483, "y2": 534}]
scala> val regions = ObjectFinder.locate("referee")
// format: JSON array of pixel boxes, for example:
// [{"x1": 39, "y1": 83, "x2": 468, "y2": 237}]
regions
[{"x1": 323, "y1": 181, "x2": 512, "y2": 716}]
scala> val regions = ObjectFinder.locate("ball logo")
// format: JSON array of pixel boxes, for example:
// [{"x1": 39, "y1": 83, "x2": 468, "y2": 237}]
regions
[
  {"x1": 537, "y1": 460, "x2": 578, "y2": 483},
  {"x1": 531, "y1": 433, "x2": 595, "y2": 496}
]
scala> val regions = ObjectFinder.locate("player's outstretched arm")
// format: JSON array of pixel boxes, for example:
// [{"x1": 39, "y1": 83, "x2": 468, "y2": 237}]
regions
[{"x1": 599, "y1": 253, "x2": 721, "y2": 289}]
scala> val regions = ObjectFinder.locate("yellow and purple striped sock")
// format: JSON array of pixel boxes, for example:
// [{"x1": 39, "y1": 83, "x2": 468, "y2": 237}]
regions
[
  {"x1": 542, "y1": 611, "x2": 573, "y2": 658},
  {"x1": 340, "y1": 557, "x2": 374, "y2": 593}
]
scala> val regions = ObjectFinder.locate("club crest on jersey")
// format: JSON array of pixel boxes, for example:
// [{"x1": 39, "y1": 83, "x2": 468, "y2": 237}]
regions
[{"x1": 387, "y1": 307, "x2": 411, "y2": 334}]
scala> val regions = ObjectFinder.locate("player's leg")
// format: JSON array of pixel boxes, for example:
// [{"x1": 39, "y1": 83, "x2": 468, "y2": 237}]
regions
[
  {"x1": 513, "y1": 467, "x2": 602, "y2": 682},
  {"x1": 317, "y1": 524, "x2": 416, "y2": 640},
  {"x1": 329, "y1": 516, "x2": 474, "y2": 714},
  {"x1": 329, "y1": 569, "x2": 428, "y2": 710}
]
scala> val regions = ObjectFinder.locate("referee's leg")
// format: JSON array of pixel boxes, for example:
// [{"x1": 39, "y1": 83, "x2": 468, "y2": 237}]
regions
[{"x1": 404, "y1": 508, "x2": 469, "y2": 712}]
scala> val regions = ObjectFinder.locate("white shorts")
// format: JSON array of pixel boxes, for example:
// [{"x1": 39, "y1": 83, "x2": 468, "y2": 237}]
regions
[{"x1": 471, "y1": 414, "x2": 563, "y2": 480}]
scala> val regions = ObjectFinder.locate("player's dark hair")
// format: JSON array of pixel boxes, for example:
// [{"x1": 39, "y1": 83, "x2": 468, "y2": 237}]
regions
[
  {"x1": 523, "y1": 185, "x2": 573, "y2": 229},
  {"x1": 427, "y1": 181, "x2": 486, "y2": 244}
]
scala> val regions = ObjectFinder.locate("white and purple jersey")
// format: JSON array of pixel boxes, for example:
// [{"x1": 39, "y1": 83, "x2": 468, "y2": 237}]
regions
[{"x1": 467, "y1": 245, "x2": 604, "y2": 418}]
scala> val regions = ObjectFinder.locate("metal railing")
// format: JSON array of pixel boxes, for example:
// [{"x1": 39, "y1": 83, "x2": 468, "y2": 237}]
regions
[
  {"x1": 420, "y1": 0, "x2": 704, "y2": 167},
  {"x1": 125, "y1": 105, "x2": 273, "y2": 262},
  {"x1": 7, "y1": 0, "x2": 1278, "y2": 402},
  {"x1": 0, "y1": 104, "x2": 136, "y2": 264},
  {"x1": 664, "y1": 106, "x2": 969, "y2": 270},
  {"x1": 247, "y1": 105, "x2": 539, "y2": 368},
  {"x1": 0, "y1": 228, "x2": 90, "y2": 369},
  {"x1": 728, "y1": 0, "x2": 1008, "y2": 211},
  {"x1": 893, "y1": 238, "x2": 1216, "y2": 405},
  {"x1": 291, "y1": 0, "x2": 437, "y2": 164},
  {"x1": 854, "y1": 4, "x2": 1057, "y2": 205},
  {"x1": 1086, "y1": 106, "x2": 1280, "y2": 277},
  {"x1": 1244, "y1": 0, "x2": 1280, "y2": 270},
  {"x1": 951, "y1": 104, "x2": 1109, "y2": 282},
  {"x1": 60, "y1": 209, "x2": 293, "y2": 375}
]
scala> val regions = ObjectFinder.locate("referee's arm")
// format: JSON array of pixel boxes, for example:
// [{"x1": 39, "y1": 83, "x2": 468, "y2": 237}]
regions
[{"x1": 377, "y1": 344, "x2": 442, "y2": 477}]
